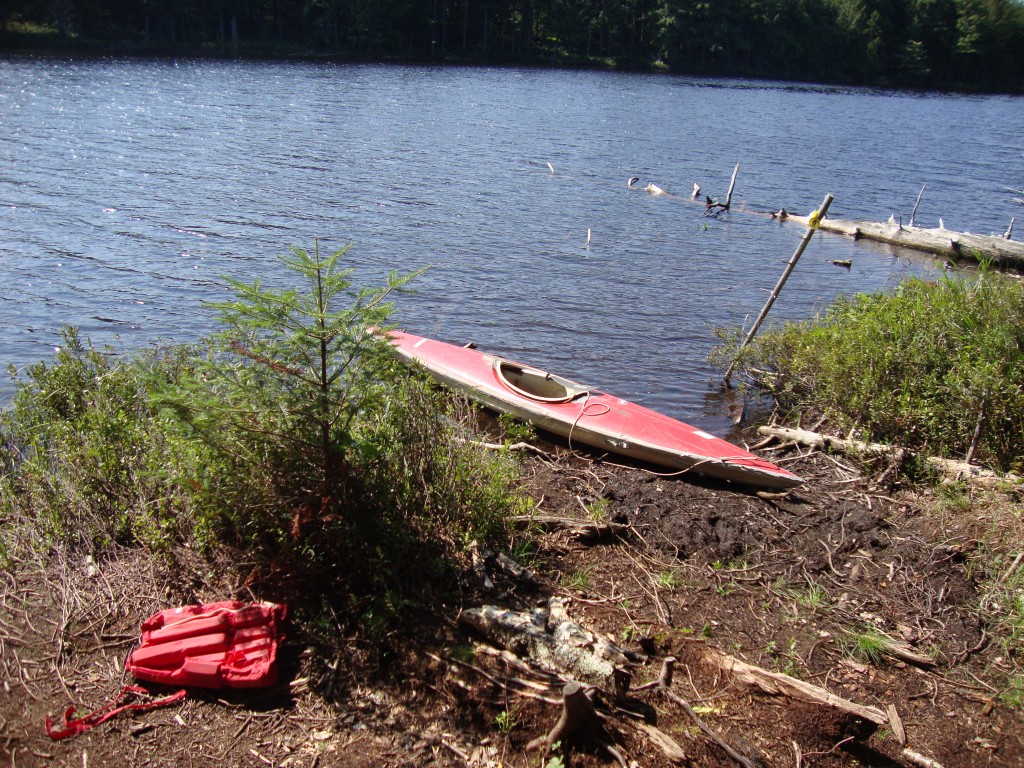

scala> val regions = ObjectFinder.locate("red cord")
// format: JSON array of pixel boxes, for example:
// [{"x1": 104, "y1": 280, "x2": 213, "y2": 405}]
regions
[{"x1": 45, "y1": 685, "x2": 187, "y2": 740}]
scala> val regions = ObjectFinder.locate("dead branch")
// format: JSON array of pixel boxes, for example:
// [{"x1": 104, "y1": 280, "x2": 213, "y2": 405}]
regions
[
  {"x1": 901, "y1": 748, "x2": 947, "y2": 768},
  {"x1": 886, "y1": 703, "x2": 907, "y2": 746},
  {"x1": 456, "y1": 437, "x2": 552, "y2": 457},
  {"x1": 757, "y1": 426, "x2": 1022, "y2": 487},
  {"x1": 705, "y1": 164, "x2": 740, "y2": 215},
  {"x1": 427, "y1": 651, "x2": 562, "y2": 706},
  {"x1": 998, "y1": 552, "x2": 1024, "y2": 586},
  {"x1": 707, "y1": 648, "x2": 888, "y2": 731},
  {"x1": 910, "y1": 184, "x2": 926, "y2": 227},
  {"x1": 467, "y1": 542, "x2": 538, "y2": 589},
  {"x1": 631, "y1": 656, "x2": 756, "y2": 768},
  {"x1": 664, "y1": 686, "x2": 760, "y2": 768},
  {"x1": 880, "y1": 638, "x2": 937, "y2": 669},
  {"x1": 633, "y1": 656, "x2": 675, "y2": 692}
]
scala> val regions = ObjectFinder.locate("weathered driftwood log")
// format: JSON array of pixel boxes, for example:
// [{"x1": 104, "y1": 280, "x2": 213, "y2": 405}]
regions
[
  {"x1": 756, "y1": 426, "x2": 1022, "y2": 487},
  {"x1": 784, "y1": 213, "x2": 1024, "y2": 268},
  {"x1": 757, "y1": 426, "x2": 893, "y2": 457},
  {"x1": 707, "y1": 648, "x2": 888, "y2": 731},
  {"x1": 926, "y1": 456, "x2": 1022, "y2": 486},
  {"x1": 459, "y1": 598, "x2": 635, "y2": 696}
]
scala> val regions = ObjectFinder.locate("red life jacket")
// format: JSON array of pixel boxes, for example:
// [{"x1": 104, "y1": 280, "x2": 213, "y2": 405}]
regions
[
  {"x1": 126, "y1": 600, "x2": 287, "y2": 689},
  {"x1": 47, "y1": 601, "x2": 287, "y2": 740}
]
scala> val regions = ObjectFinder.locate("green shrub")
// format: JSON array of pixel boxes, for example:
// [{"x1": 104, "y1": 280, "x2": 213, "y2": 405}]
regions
[
  {"x1": 149, "y1": 242, "x2": 428, "y2": 548},
  {"x1": 0, "y1": 329, "x2": 225, "y2": 554},
  {"x1": 714, "y1": 269, "x2": 1024, "y2": 472},
  {"x1": 2, "y1": 243, "x2": 526, "y2": 614}
]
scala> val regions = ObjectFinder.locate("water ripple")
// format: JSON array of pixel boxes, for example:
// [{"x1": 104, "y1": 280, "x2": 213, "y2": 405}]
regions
[{"x1": 1, "y1": 59, "x2": 1021, "y2": 432}]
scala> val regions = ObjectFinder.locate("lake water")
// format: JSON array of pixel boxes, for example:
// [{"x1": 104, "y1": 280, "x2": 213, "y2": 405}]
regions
[{"x1": 1, "y1": 57, "x2": 1022, "y2": 433}]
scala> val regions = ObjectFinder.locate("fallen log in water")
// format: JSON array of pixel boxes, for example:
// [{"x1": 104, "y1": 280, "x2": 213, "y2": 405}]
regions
[{"x1": 782, "y1": 212, "x2": 1024, "y2": 268}]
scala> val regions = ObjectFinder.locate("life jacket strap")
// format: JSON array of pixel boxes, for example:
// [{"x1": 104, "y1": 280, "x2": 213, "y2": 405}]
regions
[{"x1": 45, "y1": 685, "x2": 187, "y2": 740}]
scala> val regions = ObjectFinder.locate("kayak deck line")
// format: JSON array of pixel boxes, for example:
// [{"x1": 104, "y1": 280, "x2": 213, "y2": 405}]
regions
[{"x1": 381, "y1": 328, "x2": 804, "y2": 489}]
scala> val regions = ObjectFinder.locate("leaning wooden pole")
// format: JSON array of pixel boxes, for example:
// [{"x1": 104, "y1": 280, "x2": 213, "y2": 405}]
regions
[
  {"x1": 723, "y1": 193, "x2": 834, "y2": 386},
  {"x1": 909, "y1": 183, "x2": 926, "y2": 227},
  {"x1": 724, "y1": 163, "x2": 740, "y2": 209}
]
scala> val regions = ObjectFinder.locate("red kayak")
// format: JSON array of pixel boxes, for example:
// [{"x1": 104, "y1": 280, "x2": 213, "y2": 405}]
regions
[{"x1": 382, "y1": 329, "x2": 803, "y2": 489}]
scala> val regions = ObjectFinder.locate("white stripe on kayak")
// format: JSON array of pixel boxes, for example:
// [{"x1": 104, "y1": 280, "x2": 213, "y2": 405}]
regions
[
  {"x1": 414, "y1": 338, "x2": 427, "y2": 348},
  {"x1": 693, "y1": 430, "x2": 715, "y2": 440}
]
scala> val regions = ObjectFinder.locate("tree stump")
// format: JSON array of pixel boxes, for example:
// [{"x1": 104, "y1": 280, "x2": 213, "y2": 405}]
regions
[{"x1": 526, "y1": 682, "x2": 598, "y2": 751}]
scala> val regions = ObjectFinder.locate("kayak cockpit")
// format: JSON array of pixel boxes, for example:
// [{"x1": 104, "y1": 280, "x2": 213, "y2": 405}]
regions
[{"x1": 493, "y1": 360, "x2": 589, "y2": 403}]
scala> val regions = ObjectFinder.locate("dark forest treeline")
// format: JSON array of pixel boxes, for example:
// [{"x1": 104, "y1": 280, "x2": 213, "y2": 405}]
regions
[{"x1": 2, "y1": 0, "x2": 1023, "y2": 91}]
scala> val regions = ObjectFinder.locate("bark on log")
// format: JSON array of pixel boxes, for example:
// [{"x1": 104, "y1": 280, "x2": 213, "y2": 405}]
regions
[
  {"x1": 707, "y1": 649, "x2": 888, "y2": 731},
  {"x1": 784, "y1": 213, "x2": 1024, "y2": 268},
  {"x1": 459, "y1": 598, "x2": 635, "y2": 696}
]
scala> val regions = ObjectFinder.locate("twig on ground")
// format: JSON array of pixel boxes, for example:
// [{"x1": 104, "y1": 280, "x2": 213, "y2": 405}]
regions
[
  {"x1": 663, "y1": 687, "x2": 759, "y2": 768},
  {"x1": 457, "y1": 437, "x2": 553, "y2": 457},
  {"x1": 427, "y1": 651, "x2": 562, "y2": 706},
  {"x1": 998, "y1": 552, "x2": 1024, "y2": 586}
]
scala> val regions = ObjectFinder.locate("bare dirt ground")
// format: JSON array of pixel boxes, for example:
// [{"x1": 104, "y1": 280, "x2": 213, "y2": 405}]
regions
[{"x1": 3, "y1": 435, "x2": 1022, "y2": 768}]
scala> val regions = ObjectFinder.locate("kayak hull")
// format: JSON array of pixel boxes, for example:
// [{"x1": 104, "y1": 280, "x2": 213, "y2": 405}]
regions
[{"x1": 384, "y1": 330, "x2": 803, "y2": 489}]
